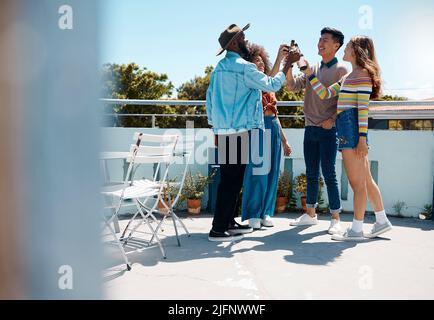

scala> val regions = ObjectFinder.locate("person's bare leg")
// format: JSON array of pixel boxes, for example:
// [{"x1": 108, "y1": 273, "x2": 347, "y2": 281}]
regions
[
  {"x1": 330, "y1": 150, "x2": 368, "y2": 240},
  {"x1": 306, "y1": 207, "x2": 316, "y2": 218},
  {"x1": 342, "y1": 150, "x2": 368, "y2": 222},
  {"x1": 290, "y1": 205, "x2": 318, "y2": 226},
  {"x1": 364, "y1": 158, "x2": 392, "y2": 236}
]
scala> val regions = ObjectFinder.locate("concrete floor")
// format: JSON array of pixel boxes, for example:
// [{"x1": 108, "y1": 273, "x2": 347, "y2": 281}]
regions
[{"x1": 104, "y1": 212, "x2": 434, "y2": 300}]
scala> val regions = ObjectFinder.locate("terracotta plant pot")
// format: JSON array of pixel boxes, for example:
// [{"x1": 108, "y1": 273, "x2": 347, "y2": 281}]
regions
[
  {"x1": 275, "y1": 196, "x2": 288, "y2": 213},
  {"x1": 187, "y1": 199, "x2": 201, "y2": 215},
  {"x1": 158, "y1": 199, "x2": 173, "y2": 216},
  {"x1": 301, "y1": 196, "x2": 307, "y2": 213}
]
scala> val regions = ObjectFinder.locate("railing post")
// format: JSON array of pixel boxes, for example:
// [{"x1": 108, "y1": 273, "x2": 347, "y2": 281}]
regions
[{"x1": 152, "y1": 115, "x2": 156, "y2": 128}]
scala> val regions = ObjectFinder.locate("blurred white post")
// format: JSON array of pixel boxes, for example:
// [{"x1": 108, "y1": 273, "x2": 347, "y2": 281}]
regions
[{"x1": 18, "y1": 0, "x2": 103, "y2": 299}]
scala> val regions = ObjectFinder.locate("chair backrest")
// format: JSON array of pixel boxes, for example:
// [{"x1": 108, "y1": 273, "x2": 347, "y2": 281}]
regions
[
  {"x1": 175, "y1": 134, "x2": 195, "y2": 154},
  {"x1": 166, "y1": 133, "x2": 195, "y2": 206},
  {"x1": 128, "y1": 132, "x2": 178, "y2": 162},
  {"x1": 123, "y1": 132, "x2": 179, "y2": 183},
  {"x1": 133, "y1": 132, "x2": 179, "y2": 144}
]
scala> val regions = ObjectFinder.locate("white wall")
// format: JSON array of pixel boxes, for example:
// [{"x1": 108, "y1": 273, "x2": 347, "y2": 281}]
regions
[{"x1": 102, "y1": 128, "x2": 434, "y2": 218}]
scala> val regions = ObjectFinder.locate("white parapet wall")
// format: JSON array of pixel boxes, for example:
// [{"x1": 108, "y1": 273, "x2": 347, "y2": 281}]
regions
[
  {"x1": 283, "y1": 129, "x2": 434, "y2": 217},
  {"x1": 102, "y1": 127, "x2": 434, "y2": 218}
]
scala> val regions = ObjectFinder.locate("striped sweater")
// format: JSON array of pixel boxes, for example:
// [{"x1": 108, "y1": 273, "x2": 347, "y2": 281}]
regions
[{"x1": 308, "y1": 74, "x2": 373, "y2": 136}]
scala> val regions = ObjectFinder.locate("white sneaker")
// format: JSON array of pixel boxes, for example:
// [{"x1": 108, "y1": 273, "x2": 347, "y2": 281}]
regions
[
  {"x1": 261, "y1": 215, "x2": 274, "y2": 227},
  {"x1": 249, "y1": 218, "x2": 262, "y2": 230},
  {"x1": 290, "y1": 213, "x2": 318, "y2": 226},
  {"x1": 328, "y1": 219, "x2": 342, "y2": 235}
]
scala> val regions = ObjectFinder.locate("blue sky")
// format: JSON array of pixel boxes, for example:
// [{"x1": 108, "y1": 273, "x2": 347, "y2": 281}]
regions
[{"x1": 101, "y1": 0, "x2": 434, "y2": 99}]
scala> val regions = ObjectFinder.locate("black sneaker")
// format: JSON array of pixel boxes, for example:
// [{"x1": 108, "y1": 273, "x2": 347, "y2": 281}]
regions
[
  {"x1": 228, "y1": 221, "x2": 253, "y2": 235},
  {"x1": 208, "y1": 230, "x2": 243, "y2": 242}
]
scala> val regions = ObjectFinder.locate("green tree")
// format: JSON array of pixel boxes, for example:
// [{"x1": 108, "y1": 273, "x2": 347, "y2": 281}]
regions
[
  {"x1": 375, "y1": 94, "x2": 408, "y2": 101},
  {"x1": 178, "y1": 66, "x2": 214, "y2": 100},
  {"x1": 275, "y1": 86, "x2": 305, "y2": 128},
  {"x1": 101, "y1": 63, "x2": 179, "y2": 127},
  {"x1": 177, "y1": 66, "x2": 214, "y2": 128}
]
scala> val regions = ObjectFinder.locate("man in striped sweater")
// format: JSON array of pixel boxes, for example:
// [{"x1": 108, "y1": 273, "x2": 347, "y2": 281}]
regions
[{"x1": 286, "y1": 27, "x2": 348, "y2": 234}]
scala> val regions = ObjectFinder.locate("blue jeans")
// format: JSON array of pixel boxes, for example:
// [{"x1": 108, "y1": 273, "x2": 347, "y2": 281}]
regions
[{"x1": 303, "y1": 126, "x2": 341, "y2": 214}]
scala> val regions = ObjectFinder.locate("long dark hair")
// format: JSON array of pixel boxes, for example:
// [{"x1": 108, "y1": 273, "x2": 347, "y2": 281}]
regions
[{"x1": 350, "y1": 36, "x2": 382, "y2": 99}]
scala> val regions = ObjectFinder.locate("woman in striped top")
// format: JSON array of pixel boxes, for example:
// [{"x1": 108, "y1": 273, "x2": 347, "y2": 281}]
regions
[{"x1": 300, "y1": 36, "x2": 392, "y2": 241}]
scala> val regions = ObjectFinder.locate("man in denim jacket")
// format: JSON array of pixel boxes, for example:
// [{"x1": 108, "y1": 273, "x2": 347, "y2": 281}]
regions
[{"x1": 206, "y1": 23, "x2": 300, "y2": 242}]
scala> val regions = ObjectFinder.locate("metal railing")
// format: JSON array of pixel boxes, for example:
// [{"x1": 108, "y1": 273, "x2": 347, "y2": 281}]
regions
[{"x1": 101, "y1": 99, "x2": 434, "y2": 127}]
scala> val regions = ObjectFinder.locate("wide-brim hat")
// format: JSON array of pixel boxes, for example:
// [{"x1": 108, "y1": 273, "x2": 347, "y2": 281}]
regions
[{"x1": 216, "y1": 23, "x2": 250, "y2": 56}]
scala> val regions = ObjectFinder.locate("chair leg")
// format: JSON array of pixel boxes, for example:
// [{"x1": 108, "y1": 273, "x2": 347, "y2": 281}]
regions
[
  {"x1": 113, "y1": 216, "x2": 121, "y2": 233},
  {"x1": 121, "y1": 214, "x2": 145, "y2": 248},
  {"x1": 172, "y1": 213, "x2": 181, "y2": 247},
  {"x1": 120, "y1": 210, "x2": 140, "y2": 241},
  {"x1": 151, "y1": 211, "x2": 188, "y2": 247},
  {"x1": 138, "y1": 198, "x2": 164, "y2": 232},
  {"x1": 104, "y1": 220, "x2": 131, "y2": 271},
  {"x1": 149, "y1": 211, "x2": 160, "y2": 225},
  {"x1": 172, "y1": 211, "x2": 190, "y2": 237},
  {"x1": 136, "y1": 201, "x2": 166, "y2": 259},
  {"x1": 150, "y1": 215, "x2": 166, "y2": 245},
  {"x1": 143, "y1": 215, "x2": 166, "y2": 258},
  {"x1": 123, "y1": 213, "x2": 148, "y2": 247}
]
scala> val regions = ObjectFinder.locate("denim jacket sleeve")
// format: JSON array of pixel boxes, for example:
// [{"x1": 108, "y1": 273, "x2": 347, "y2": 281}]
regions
[{"x1": 243, "y1": 62, "x2": 286, "y2": 92}]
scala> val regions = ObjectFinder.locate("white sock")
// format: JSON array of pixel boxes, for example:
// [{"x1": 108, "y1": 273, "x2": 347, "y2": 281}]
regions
[
  {"x1": 375, "y1": 210, "x2": 388, "y2": 224},
  {"x1": 351, "y1": 219, "x2": 364, "y2": 233}
]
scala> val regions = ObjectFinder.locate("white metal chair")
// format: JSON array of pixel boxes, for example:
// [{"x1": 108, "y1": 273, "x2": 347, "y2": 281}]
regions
[
  {"x1": 102, "y1": 132, "x2": 179, "y2": 260},
  {"x1": 145, "y1": 134, "x2": 194, "y2": 246}
]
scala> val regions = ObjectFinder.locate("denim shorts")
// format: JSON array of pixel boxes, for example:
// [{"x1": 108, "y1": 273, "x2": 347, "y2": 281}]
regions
[{"x1": 336, "y1": 108, "x2": 369, "y2": 150}]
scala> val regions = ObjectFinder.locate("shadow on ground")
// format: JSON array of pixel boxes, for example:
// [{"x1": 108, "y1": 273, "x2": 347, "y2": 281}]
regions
[{"x1": 103, "y1": 212, "x2": 397, "y2": 280}]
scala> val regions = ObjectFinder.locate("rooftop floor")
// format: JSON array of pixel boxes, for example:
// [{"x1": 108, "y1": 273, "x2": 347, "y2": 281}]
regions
[{"x1": 104, "y1": 212, "x2": 434, "y2": 300}]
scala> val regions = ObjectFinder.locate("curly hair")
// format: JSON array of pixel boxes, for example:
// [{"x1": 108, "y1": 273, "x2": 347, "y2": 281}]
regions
[{"x1": 246, "y1": 43, "x2": 272, "y2": 75}]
